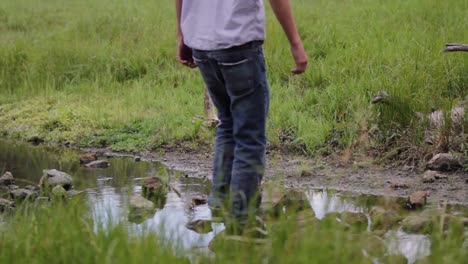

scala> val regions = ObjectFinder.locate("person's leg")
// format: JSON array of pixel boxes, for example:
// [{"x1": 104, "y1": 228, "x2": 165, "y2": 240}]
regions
[
  {"x1": 216, "y1": 43, "x2": 269, "y2": 226},
  {"x1": 192, "y1": 50, "x2": 234, "y2": 211}
]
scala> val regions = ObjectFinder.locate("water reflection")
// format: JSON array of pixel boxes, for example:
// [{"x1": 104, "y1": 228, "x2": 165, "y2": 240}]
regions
[
  {"x1": 385, "y1": 230, "x2": 431, "y2": 264},
  {"x1": 87, "y1": 180, "x2": 224, "y2": 250},
  {"x1": 306, "y1": 190, "x2": 364, "y2": 219},
  {"x1": 0, "y1": 139, "x2": 462, "y2": 262}
]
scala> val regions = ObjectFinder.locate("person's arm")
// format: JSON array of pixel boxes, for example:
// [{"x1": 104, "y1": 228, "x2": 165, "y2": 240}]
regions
[
  {"x1": 269, "y1": 0, "x2": 308, "y2": 74},
  {"x1": 175, "y1": 0, "x2": 196, "y2": 68}
]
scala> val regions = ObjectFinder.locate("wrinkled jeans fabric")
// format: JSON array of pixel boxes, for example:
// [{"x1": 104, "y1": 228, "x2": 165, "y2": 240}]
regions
[{"x1": 192, "y1": 41, "x2": 269, "y2": 223}]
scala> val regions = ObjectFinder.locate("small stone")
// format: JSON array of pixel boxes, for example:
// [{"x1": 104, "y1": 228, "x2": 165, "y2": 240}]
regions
[
  {"x1": 0, "y1": 198, "x2": 15, "y2": 212},
  {"x1": 341, "y1": 212, "x2": 368, "y2": 231},
  {"x1": 84, "y1": 160, "x2": 110, "y2": 169},
  {"x1": 408, "y1": 191, "x2": 427, "y2": 209},
  {"x1": 67, "y1": 190, "x2": 86, "y2": 198},
  {"x1": 370, "y1": 207, "x2": 402, "y2": 231},
  {"x1": 462, "y1": 217, "x2": 468, "y2": 227},
  {"x1": 192, "y1": 195, "x2": 208, "y2": 206},
  {"x1": 402, "y1": 165, "x2": 415, "y2": 171},
  {"x1": 39, "y1": 169, "x2": 73, "y2": 191},
  {"x1": 402, "y1": 215, "x2": 433, "y2": 234},
  {"x1": 0, "y1": 171, "x2": 15, "y2": 186},
  {"x1": 422, "y1": 170, "x2": 447, "y2": 183},
  {"x1": 390, "y1": 181, "x2": 409, "y2": 189},
  {"x1": 434, "y1": 174, "x2": 448, "y2": 180},
  {"x1": 130, "y1": 194, "x2": 155, "y2": 211},
  {"x1": 134, "y1": 157, "x2": 141, "y2": 162},
  {"x1": 10, "y1": 188, "x2": 38, "y2": 201},
  {"x1": 79, "y1": 153, "x2": 97, "y2": 164},
  {"x1": 186, "y1": 219, "x2": 213, "y2": 234},
  {"x1": 7, "y1": 185, "x2": 19, "y2": 190},
  {"x1": 422, "y1": 171, "x2": 436, "y2": 183},
  {"x1": 25, "y1": 185, "x2": 40, "y2": 191},
  {"x1": 277, "y1": 189, "x2": 310, "y2": 214},
  {"x1": 300, "y1": 170, "x2": 313, "y2": 177},
  {"x1": 129, "y1": 194, "x2": 156, "y2": 223},
  {"x1": 51, "y1": 185, "x2": 67, "y2": 199},
  {"x1": 141, "y1": 177, "x2": 167, "y2": 201},
  {"x1": 426, "y1": 153, "x2": 462, "y2": 171}
]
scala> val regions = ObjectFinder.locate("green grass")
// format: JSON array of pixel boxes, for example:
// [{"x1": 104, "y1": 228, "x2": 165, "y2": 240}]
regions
[
  {"x1": 0, "y1": 203, "x2": 187, "y2": 263},
  {"x1": 1, "y1": 201, "x2": 466, "y2": 263},
  {"x1": 0, "y1": 0, "x2": 466, "y2": 156}
]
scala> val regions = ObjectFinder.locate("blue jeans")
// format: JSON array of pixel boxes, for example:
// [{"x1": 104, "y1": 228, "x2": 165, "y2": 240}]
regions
[{"x1": 192, "y1": 41, "x2": 269, "y2": 223}]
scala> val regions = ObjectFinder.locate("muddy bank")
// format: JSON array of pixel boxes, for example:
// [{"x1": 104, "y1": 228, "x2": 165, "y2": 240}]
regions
[{"x1": 81, "y1": 146, "x2": 467, "y2": 205}]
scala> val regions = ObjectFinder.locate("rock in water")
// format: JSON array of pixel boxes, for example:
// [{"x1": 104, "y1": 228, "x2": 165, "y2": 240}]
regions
[
  {"x1": 84, "y1": 160, "x2": 110, "y2": 169},
  {"x1": 130, "y1": 195, "x2": 155, "y2": 211},
  {"x1": 267, "y1": 189, "x2": 310, "y2": 217},
  {"x1": 426, "y1": 153, "x2": 462, "y2": 171},
  {"x1": 0, "y1": 171, "x2": 15, "y2": 186},
  {"x1": 402, "y1": 215, "x2": 433, "y2": 234},
  {"x1": 186, "y1": 219, "x2": 213, "y2": 234},
  {"x1": 39, "y1": 169, "x2": 73, "y2": 191},
  {"x1": 191, "y1": 195, "x2": 208, "y2": 206},
  {"x1": 52, "y1": 185, "x2": 67, "y2": 200},
  {"x1": 67, "y1": 190, "x2": 86, "y2": 198},
  {"x1": 79, "y1": 153, "x2": 97, "y2": 164},
  {"x1": 0, "y1": 198, "x2": 15, "y2": 212},
  {"x1": 408, "y1": 191, "x2": 427, "y2": 209},
  {"x1": 10, "y1": 188, "x2": 38, "y2": 201},
  {"x1": 142, "y1": 177, "x2": 167, "y2": 203},
  {"x1": 341, "y1": 212, "x2": 368, "y2": 231},
  {"x1": 370, "y1": 207, "x2": 402, "y2": 231},
  {"x1": 129, "y1": 194, "x2": 156, "y2": 223}
]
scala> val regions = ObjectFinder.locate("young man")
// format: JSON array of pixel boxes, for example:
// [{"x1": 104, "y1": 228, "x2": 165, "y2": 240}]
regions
[{"x1": 176, "y1": 0, "x2": 307, "y2": 235}]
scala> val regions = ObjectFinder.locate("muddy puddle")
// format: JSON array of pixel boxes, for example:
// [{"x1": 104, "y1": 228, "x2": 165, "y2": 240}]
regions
[{"x1": 0, "y1": 139, "x2": 466, "y2": 263}]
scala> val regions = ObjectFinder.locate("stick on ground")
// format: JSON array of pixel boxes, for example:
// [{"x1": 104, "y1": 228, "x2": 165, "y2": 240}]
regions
[{"x1": 442, "y1": 43, "x2": 468, "y2": 53}]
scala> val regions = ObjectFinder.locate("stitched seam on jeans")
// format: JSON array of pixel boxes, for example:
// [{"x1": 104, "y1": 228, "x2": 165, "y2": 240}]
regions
[
  {"x1": 218, "y1": 59, "x2": 249, "y2": 66},
  {"x1": 192, "y1": 56, "x2": 206, "y2": 63}
]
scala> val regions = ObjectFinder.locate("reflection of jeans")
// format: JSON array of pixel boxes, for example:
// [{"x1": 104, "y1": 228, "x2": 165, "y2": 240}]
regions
[{"x1": 192, "y1": 41, "x2": 269, "y2": 223}]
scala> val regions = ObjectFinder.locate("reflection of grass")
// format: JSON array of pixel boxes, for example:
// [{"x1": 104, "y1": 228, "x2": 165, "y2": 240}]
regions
[
  {"x1": 1, "y1": 202, "x2": 466, "y2": 263},
  {"x1": 0, "y1": 203, "x2": 185, "y2": 263},
  {"x1": 0, "y1": 0, "x2": 466, "y2": 159}
]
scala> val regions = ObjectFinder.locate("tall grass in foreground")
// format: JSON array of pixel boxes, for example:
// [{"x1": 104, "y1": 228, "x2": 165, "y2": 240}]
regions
[
  {"x1": 0, "y1": 0, "x2": 466, "y2": 156},
  {"x1": 1, "y1": 202, "x2": 466, "y2": 263},
  {"x1": 0, "y1": 202, "x2": 186, "y2": 264}
]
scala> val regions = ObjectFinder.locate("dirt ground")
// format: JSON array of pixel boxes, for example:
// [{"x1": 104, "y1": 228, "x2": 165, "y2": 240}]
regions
[{"x1": 103, "y1": 147, "x2": 467, "y2": 206}]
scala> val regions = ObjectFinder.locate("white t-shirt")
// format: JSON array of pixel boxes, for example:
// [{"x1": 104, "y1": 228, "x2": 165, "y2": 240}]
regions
[{"x1": 181, "y1": 0, "x2": 266, "y2": 50}]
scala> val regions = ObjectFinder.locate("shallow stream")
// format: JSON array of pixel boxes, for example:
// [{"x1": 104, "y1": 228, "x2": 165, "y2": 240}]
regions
[{"x1": 0, "y1": 139, "x2": 466, "y2": 263}]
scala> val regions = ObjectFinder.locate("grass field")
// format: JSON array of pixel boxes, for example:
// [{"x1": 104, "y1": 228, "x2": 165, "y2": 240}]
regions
[{"x1": 0, "y1": 0, "x2": 466, "y2": 159}]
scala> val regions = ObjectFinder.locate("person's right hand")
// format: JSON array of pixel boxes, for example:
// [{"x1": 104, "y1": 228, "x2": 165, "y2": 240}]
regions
[
  {"x1": 177, "y1": 37, "x2": 196, "y2": 68},
  {"x1": 290, "y1": 41, "x2": 308, "y2": 74}
]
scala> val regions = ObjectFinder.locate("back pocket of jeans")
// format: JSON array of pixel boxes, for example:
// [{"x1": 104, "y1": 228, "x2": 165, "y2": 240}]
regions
[{"x1": 218, "y1": 58, "x2": 255, "y2": 97}]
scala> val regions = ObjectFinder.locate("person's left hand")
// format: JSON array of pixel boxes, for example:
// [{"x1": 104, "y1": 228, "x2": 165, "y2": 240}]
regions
[
  {"x1": 177, "y1": 37, "x2": 197, "y2": 68},
  {"x1": 290, "y1": 41, "x2": 308, "y2": 74}
]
